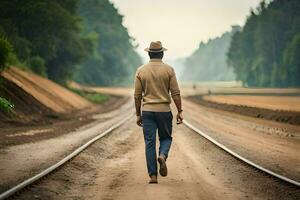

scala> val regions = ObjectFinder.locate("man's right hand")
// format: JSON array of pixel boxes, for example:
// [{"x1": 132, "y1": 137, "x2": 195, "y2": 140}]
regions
[
  {"x1": 176, "y1": 111, "x2": 183, "y2": 124},
  {"x1": 136, "y1": 116, "x2": 143, "y2": 127}
]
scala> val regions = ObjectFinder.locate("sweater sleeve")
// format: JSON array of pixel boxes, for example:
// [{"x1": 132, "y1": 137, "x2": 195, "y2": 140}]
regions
[
  {"x1": 134, "y1": 70, "x2": 143, "y2": 100},
  {"x1": 169, "y1": 68, "x2": 180, "y2": 97}
]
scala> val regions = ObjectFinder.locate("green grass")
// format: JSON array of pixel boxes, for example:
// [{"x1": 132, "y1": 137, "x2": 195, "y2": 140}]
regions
[
  {"x1": 0, "y1": 97, "x2": 14, "y2": 113},
  {"x1": 70, "y1": 88, "x2": 109, "y2": 104}
]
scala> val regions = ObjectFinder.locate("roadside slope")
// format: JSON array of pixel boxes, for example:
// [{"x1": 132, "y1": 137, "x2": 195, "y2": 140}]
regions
[
  {"x1": 2, "y1": 67, "x2": 92, "y2": 112},
  {"x1": 0, "y1": 67, "x2": 92, "y2": 126}
]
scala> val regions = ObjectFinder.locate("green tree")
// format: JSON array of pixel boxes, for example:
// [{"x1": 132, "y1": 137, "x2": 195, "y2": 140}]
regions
[
  {"x1": 0, "y1": 36, "x2": 13, "y2": 70},
  {"x1": 75, "y1": 0, "x2": 142, "y2": 86},
  {"x1": 227, "y1": 10, "x2": 258, "y2": 86},
  {"x1": 227, "y1": 0, "x2": 300, "y2": 87},
  {"x1": 182, "y1": 26, "x2": 240, "y2": 82},
  {"x1": 0, "y1": 0, "x2": 90, "y2": 84},
  {"x1": 29, "y1": 56, "x2": 47, "y2": 77},
  {"x1": 283, "y1": 34, "x2": 300, "y2": 86}
]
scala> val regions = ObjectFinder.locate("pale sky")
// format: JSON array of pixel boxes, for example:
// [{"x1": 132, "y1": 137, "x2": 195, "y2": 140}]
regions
[{"x1": 110, "y1": 0, "x2": 261, "y2": 60}]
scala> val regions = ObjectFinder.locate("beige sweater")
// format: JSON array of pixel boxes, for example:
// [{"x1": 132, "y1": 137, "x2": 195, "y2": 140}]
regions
[{"x1": 134, "y1": 59, "x2": 181, "y2": 112}]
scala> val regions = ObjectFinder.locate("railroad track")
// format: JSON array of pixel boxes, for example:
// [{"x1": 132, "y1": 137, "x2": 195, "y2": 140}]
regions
[
  {"x1": 0, "y1": 113, "x2": 134, "y2": 200},
  {"x1": 183, "y1": 120, "x2": 300, "y2": 187},
  {"x1": 0, "y1": 116, "x2": 299, "y2": 199}
]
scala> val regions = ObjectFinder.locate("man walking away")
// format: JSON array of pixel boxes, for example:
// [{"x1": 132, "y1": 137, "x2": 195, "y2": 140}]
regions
[{"x1": 134, "y1": 41, "x2": 183, "y2": 184}]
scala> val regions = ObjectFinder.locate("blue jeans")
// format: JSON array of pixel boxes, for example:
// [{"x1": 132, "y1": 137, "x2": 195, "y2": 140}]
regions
[{"x1": 142, "y1": 111, "x2": 173, "y2": 177}]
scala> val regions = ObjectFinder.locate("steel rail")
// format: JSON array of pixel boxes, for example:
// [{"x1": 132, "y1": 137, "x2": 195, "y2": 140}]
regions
[
  {"x1": 0, "y1": 113, "x2": 134, "y2": 200},
  {"x1": 183, "y1": 120, "x2": 300, "y2": 187}
]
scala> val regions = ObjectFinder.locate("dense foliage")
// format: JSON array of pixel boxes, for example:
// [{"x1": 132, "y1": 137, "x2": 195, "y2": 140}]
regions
[
  {"x1": 74, "y1": 0, "x2": 142, "y2": 86},
  {"x1": 181, "y1": 26, "x2": 240, "y2": 82},
  {"x1": 0, "y1": 0, "x2": 89, "y2": 85},
  {"x1": 0, "y1": 0, "x2": 141, "y2": 86},
  {"x1": 227, "y1": 0, "x2": 300, "y2": 87},
  {"x1": 0, "y1": 36, "x2": 13, "y2": 70}
]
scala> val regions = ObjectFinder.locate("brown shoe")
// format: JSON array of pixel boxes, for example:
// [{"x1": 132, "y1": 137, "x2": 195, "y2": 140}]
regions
[
  {"x1": 149, "y1": 175, "x2": 158, "y2": 184},
  {"x1": 158, "y1": 155, "x2": 168, "y2": 177}
]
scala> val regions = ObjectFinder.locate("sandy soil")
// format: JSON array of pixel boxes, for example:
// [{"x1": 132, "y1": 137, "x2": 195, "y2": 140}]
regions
[
  {"x1": 14, "y1": 117, "x2": 300, "y2": 200},
  {"x1": 2, "y1": 67, "x2": 92, "y2": 113},
  {"x1": 0, "y1": 67, "x2": 99, "y2": 129},
  {"x1": 202, "y1": 95, "x2": 300, "y2": 112},
  {"x1": 183, "y1": 99, "x2": 300, "y2": 181}
]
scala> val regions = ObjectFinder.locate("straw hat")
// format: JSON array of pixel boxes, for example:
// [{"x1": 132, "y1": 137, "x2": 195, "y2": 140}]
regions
[{"x1": 144, "y1": 41, "x2": 167, "y2": 52}]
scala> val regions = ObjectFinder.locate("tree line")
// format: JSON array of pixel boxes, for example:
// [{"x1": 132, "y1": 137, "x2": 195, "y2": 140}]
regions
[
  {"x1": 227, "y1": 0, "x2": 300, "y2": 87},
  {"x1": 0, "y1": 0, "x2": 141, "y2": 86},
  {"x1": 181, "y1": 26, "x2": 239, "y2": 82},
  {"x1": 74, "y1": 0, "x2": 142, "y2": 85}
]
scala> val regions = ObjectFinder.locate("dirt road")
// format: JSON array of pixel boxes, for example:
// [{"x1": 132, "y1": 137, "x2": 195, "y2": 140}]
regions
[
  {"x1": 15, "y1": 117, "x2": 299, "y2": 200},
  {"x1": 2, "y1": 87, "x2": 300, "y2": 199}
]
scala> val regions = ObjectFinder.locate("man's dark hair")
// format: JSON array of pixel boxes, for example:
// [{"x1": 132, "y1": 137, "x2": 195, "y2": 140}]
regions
[{"x1": 148, "y1": 51, "x2": 164, "y2": 59}]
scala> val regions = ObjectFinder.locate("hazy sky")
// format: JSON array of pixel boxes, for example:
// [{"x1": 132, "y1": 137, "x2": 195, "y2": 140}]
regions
[{"x1": 110, "y1": 0, "x2": 261, "y2": 60}]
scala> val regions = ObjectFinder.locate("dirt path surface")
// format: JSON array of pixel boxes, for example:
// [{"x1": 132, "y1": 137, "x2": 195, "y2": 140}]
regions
[
  {"x1": 0, "y1": 99, "x2": 133, "y2": 193},
  {"x1": 183, "y1": 99, "x2": 300, "y2": 181},
  {"x1": 14, "y1": 117, "x2": 299, "y2": 200}
]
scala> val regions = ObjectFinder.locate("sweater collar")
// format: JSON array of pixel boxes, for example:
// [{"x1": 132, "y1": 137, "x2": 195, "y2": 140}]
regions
[{"x1": 149, "y1": 59, "x2": 162, "y2": 63}]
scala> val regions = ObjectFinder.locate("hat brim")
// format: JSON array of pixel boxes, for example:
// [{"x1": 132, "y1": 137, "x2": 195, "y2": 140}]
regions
[{"x1": 144, "y1": 47, "x2": 167, "y2": 52}]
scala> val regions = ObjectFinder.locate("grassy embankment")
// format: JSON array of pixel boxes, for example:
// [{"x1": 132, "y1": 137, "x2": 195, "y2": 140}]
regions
[
  {"x1": 69, "y1": 88, "x2": 109, "y2": 104},
  {"x1": 0, "y1": 87, "x2": 108, "y2": 117}
]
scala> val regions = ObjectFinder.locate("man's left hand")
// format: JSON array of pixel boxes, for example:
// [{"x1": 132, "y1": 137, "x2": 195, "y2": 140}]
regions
[{"x1": 176, "y1": 111, "x2": 183, "y2": 124}]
